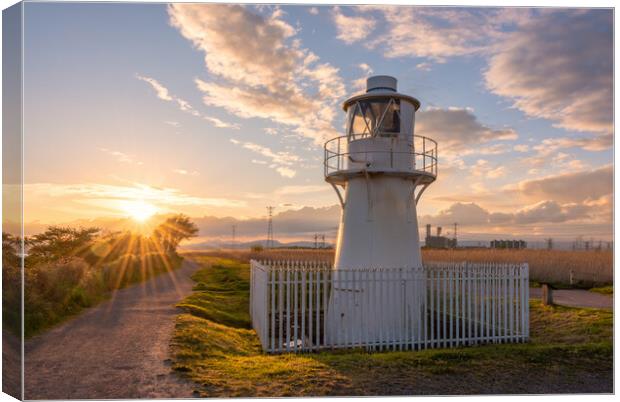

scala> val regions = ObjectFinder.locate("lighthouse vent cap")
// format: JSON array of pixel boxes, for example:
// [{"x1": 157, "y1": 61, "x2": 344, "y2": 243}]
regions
[{"x1": 366, "y1": 75, "x2": 397, "y2": 93}]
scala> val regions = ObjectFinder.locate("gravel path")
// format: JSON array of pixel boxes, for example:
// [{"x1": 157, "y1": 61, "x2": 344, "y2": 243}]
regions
[
  {"x1": 530, "y1": 287, "x2": 613, "y2": 309},
  {"x1": 24, "y1": 259, "x2": 200, "y2": 400}
]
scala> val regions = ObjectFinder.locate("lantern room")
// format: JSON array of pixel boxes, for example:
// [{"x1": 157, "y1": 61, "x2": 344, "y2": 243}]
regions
[
  {"x1": 324, "y1": 75, "x2": 437, "y2": 189},
  {"x1": 343, "y1": 75, "x2": 420, "y2": 142}
]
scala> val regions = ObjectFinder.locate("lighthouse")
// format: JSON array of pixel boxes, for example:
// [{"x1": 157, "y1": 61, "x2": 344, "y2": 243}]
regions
[
  {"x1": 249, "y1": 75, "x2": 528, "y2": 353},
  {"x1": 325, "y1": 75, "x2": 437, "y2": 269},
  {"x1": 324, "y1": 75, "x2": 437, "y2": 344}
]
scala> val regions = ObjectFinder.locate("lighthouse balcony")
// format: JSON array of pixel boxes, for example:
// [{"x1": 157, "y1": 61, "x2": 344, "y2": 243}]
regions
[{"x1": 324, "y1": 134, "x2": 437, "y2": 185}]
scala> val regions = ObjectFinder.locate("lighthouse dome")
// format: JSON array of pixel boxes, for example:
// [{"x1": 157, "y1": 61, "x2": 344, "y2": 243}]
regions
[{"x1": 366, "y1": 75, "x2": 397, "y2": 93}]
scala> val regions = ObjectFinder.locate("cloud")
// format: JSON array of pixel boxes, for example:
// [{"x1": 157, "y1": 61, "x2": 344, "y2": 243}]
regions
[
  {"x1": 332, "y1": 6, "x2": 376, "y2": 44},
  {"x1": 308, "y1": 7, "x2": 319, "y2": 15},
  {"x1": 173, "y1": 168, "x2": 199, "y2": 176},
  {"x1": 25, "y1": 182, "x2": 246, "y2": 212},
  {"x1": 513, "y1": 200, "x2": 589, "y2": 224},
  {"x1": 275, "y1": 167, "x2": 296, "y2": 178},
  {"x1": 274, "y1": 185, "x2": 330, "y2": 196},
  {"x1": 203, "y1": 115, "x2": 240, "y2": 129},
  {"x1": 189, "y1": 205, "x2": 341, "y2": 240},
  {"x1": 516, "y1": 165, "x2": 612, "y2": 203},
  {"x1": 136, "y1": 74, "x2": 198, "y2": 116},
  {"x1": 264, "y1": 127, "x2": 278, "y2": 136},
  {"x1": 533, "y1": 134, "x2": 613, "y2": 155},
  {"x1": 348, "y1": 7, "x2": 526, "y2": 62},
  {"x1": 485, "y1": 10, "x2": 612, "y2": 134},
  {"x1": 229, "y1": 138, "x2": 300, "y2": 178},
  {"x1": 513, "y1": 144, "x2": 529, "y2": 153},
  {"x1": 136, "y1": 74, "x2": 239, "y2": 129},
  {"x1": 426, "y1": 202, "x2": 491, "y2": 226},
  {"x1": 470, "y1": 159, "x2": 506, "y2": 179},
  {"x1": 99, "y1": 148, "x2": 143, "y2": 165},
  {"x1": 136, "y1": 75, "x2": 173, "y2": 101},
  {"x1": 416, "y1": 107, "x2": 517, "y2": 154},
  {"x1": 416, "y1": 63, "x2": 432, "y2": 71},
  {"x1": 357, "y1": 63, "x2": 373, "y2": 75},
  {"x1": 168, "y1": 4, "x2": 345, "y2": 144},
  {"x1": 334, "y1": 8, "x2": 612, "y2": 136},
  {"x1": 423, "y1": 199, "x2": 600, "y2": 227}
]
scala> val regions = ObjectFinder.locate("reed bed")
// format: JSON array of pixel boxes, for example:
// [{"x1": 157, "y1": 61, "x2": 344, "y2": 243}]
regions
[
  {"x1": 189, "y1": 247, "x2": 612, "y2": 288},
  {"x1": 422, "y1": 249, "x2": 612, "y2": 288}
]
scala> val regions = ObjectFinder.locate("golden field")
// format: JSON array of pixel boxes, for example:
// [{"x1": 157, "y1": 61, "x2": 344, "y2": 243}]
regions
[{"x1": 190, "y1": 247, "x2": 613, "y2": 288}]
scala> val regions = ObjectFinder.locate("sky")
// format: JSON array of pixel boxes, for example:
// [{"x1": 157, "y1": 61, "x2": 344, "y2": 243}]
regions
[{"x1": 14, "y1": 3, "x2": 613, "y2": 244}]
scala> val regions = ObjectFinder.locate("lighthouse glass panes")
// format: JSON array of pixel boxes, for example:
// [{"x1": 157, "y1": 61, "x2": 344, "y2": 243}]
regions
[{"x1": 347, "y1": 98, "x2": 401, "y2": 139}]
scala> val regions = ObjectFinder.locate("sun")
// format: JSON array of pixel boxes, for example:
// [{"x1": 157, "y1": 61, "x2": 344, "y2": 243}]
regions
[{"x1": 121, "y1": 200, "x2": 158, "y2": 222}]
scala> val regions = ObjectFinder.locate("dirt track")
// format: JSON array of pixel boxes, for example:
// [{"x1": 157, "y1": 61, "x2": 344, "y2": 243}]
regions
[
  {"x1": 24, "y1": 260, "x2": 200, "y2": 400},
  {"x1": 529, "y1": 288, "x2": 613, "y2": 309}
]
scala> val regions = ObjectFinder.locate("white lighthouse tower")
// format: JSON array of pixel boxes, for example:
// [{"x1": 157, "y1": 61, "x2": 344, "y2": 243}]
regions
[{"x1": 324, "y1": 75, "x2": 437, "y2": 344}]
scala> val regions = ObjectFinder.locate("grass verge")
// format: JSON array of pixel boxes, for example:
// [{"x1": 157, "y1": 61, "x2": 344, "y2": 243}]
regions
[
  {"x1": 171, "y1": 255, "x2": 613, "y2": 396},
  {"x1": 590, "y1": 286, "x2": 613, "y2": 295}
]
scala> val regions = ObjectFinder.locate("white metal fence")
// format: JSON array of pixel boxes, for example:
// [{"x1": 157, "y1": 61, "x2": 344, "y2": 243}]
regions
[{"x1": 250, "y1": 260, "x2": 529, "y2": 353}]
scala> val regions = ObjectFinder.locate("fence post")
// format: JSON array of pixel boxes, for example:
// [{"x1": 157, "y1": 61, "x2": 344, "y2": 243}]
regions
[{"x1": 541, "y1": 283, "x2": 554, "y2": 306}]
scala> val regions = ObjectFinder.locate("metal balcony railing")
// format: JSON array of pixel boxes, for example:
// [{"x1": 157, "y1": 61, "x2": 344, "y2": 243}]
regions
[{"x1": 324, "y1": 134, "x2": 438, "y2": 179}]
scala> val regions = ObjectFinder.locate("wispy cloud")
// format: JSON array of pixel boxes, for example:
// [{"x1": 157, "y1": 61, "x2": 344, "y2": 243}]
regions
[
  {"x1": 26, "y1": 182, "x2": 247, "y2": 211},
  {"x1": 203, "y1": 115, "x2": 240, "y2": 129},
  {"x1": 274, "y1": 184, "x2": 330, "y2": 196},
  {"x1": 230, "y1": 138, "x2": 300, "y2": 178},
  {"x1": 99, "y1": 148, "x2": 143, "y2": 165},
  {"x1": 173, "y1": 168, "x2": 199, "y2": 176},
  {"x1": 136, "y1": 73, "x2": 239, "y2": 130},
  {"x1": 135, "y1": 75, "x2": 173, "y2": 101},
  {"x1": 416, "y1": 62, "x2": 432, "y2": 71}
]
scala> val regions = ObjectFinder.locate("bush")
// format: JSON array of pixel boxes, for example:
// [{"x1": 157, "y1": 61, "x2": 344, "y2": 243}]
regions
[{"x1": 250, "y1": 244, "x2": 264, "y2": 253}]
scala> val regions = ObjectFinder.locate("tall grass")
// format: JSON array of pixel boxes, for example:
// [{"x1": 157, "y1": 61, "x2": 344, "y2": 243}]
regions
[
  {"x1": 200, "y1": 247, "x2": 612, "y2": 288},
  {"x1": 22, "y1": 252, "x2": 182, "y2": 336},
  {"x1": 422, "y1": 249, "x2": 612, "y2": 288}
]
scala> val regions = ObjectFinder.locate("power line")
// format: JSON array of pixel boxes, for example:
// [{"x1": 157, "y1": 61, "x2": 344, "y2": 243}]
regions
[
  {"x1": 231, "y1": 224, "x2": 236, "y2": 249},
  {"x1": 266, "y1": 206, "x2": 275, "y2": 249}
]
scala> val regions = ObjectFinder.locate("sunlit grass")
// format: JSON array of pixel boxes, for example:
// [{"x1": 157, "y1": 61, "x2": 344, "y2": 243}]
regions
[
  {"x1": 589, "y1": 286, "x2": 613, "y2": 295},
  {"x1": 201, "y1": 248, "x2": 613, "y2": 288},
  {"x1": 171, "y1": 255, "x2": 613, "y2": 397}
]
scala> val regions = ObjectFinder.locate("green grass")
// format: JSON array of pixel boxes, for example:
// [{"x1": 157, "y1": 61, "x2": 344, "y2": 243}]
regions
[
  {"x1": 171, "y1": 255, "x2": 613, "y2": 397},
  {"x1": 590, "y1": 286, "x2": 613, "y2": 295}
]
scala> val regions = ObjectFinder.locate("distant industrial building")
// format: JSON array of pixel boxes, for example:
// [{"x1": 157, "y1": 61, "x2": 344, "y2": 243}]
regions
[
  {"x1": 424, "y1": 224, "x2": 457, "y2": 249},
  {"x1": 490, "y1": 239, "x2": 527, "y2": 249}
]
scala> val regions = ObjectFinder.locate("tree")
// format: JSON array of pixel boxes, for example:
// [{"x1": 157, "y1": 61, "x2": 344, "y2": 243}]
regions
[
  {"x1": 26, "y1": 226, "x2": 100, "y2": 265},
  {"x1": 152, "y1": 214, "x2": 198, "y2": 254},
  {"x1": 2, "y1": 232, "x2": 21, "y2": 268}
]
